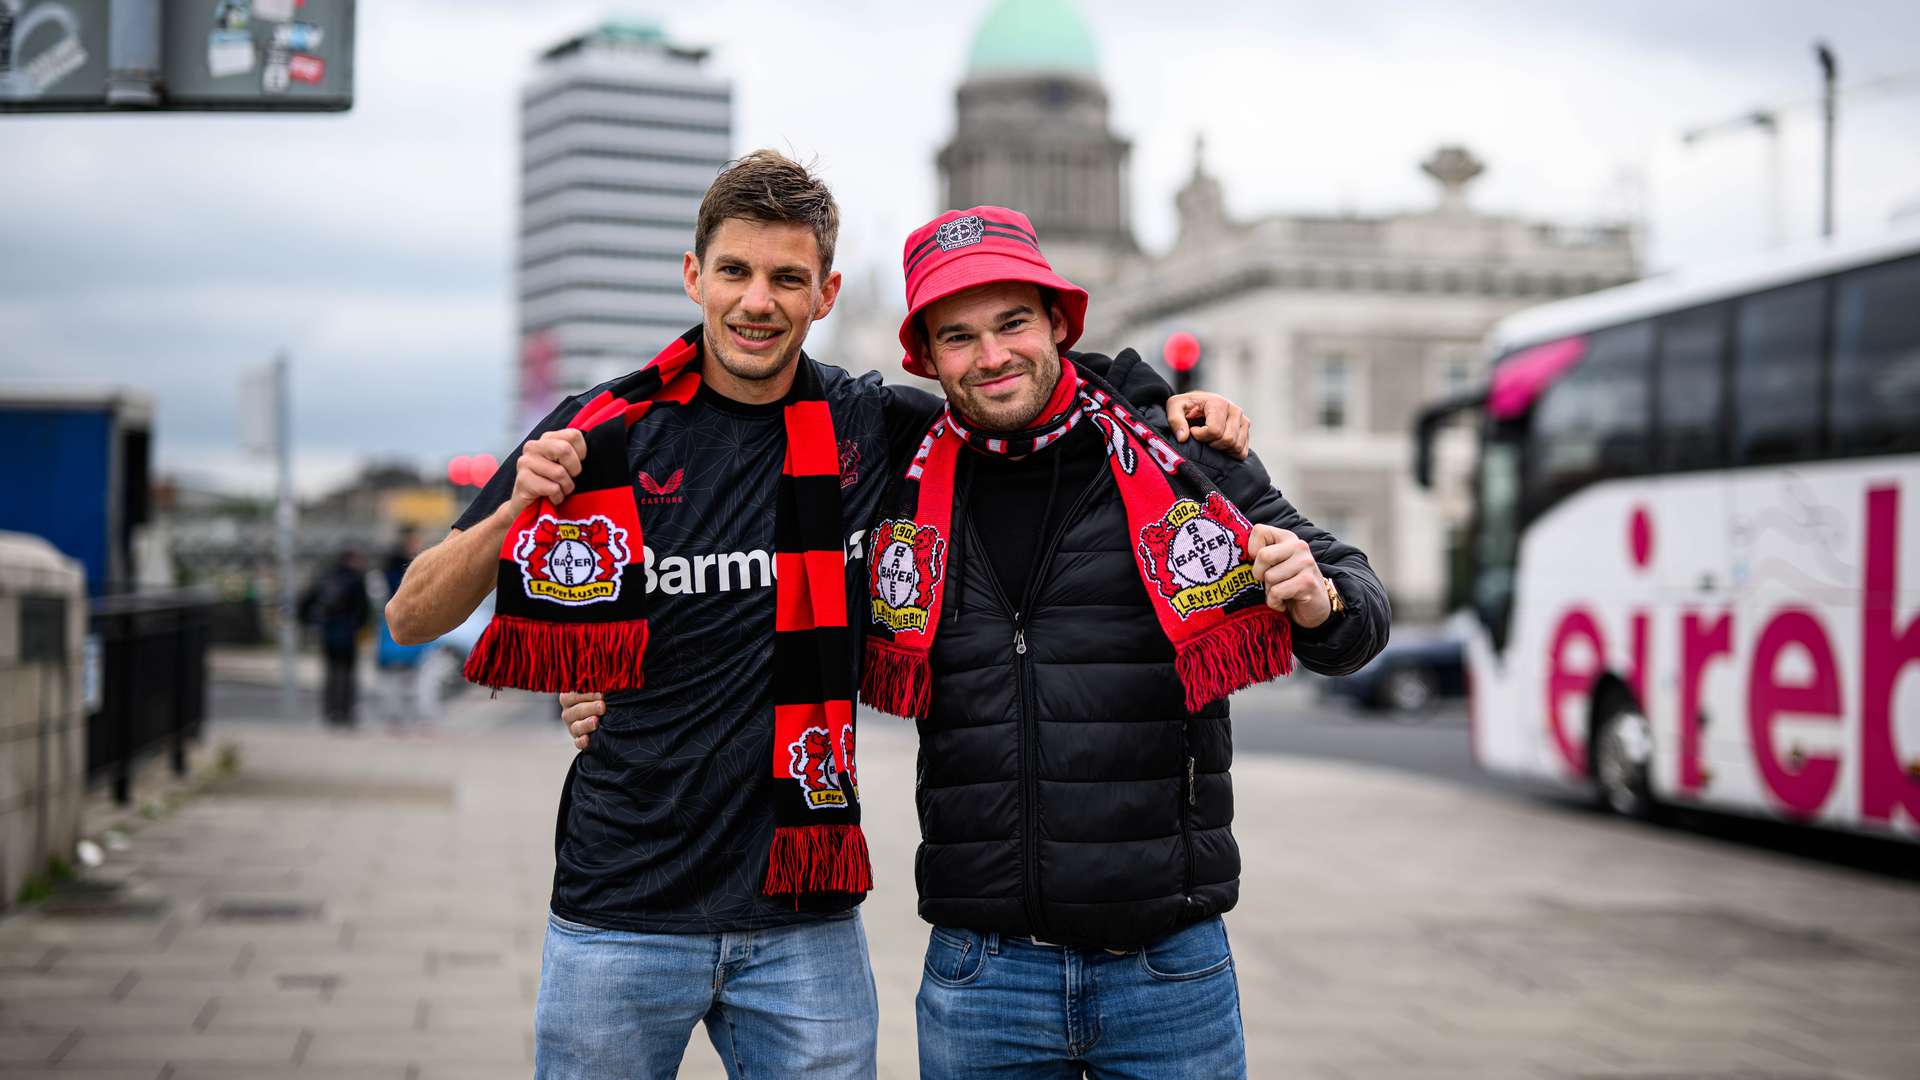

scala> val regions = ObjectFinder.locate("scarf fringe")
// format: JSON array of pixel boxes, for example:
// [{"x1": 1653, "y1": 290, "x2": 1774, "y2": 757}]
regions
[
  {"x1": 764, "y1": 824, "x2": 873, "y2": 896},
  {"x1": 860, "y1": 639, "x2": 932, "y2": 719},
  {"x1": 1175, "y1": 609, "x2": 1294, "y2": 713},
  {"x1": 462, "y1": 613, "x2": 648, "y2": 693}
]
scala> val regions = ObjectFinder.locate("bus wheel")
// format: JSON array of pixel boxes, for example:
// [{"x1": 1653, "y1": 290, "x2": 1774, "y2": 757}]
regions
[{"x1": 1593, "y1": 698, "x2": 1655, "y2": 819}]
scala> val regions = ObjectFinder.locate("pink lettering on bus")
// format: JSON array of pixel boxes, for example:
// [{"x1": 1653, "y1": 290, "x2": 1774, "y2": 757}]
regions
[
  {"x1": 1541, "y1": 483, "x2": 1915, "y2": 829},
  {"x1": 1546, "y1": 609, "x2": 1604, "y2": 776},
  {"x1": 1862, "y1": 485, "x2": 1920, "y2": 827},
  {"x1": 1748, "y1": 610, "x2": 1843, "y2": 817}
]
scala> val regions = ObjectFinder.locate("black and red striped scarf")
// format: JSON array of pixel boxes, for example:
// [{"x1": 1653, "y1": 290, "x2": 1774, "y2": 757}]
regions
[
  {"x1": 464, "y1": 326, "x2": 869, "y2": 899},
  {"x1": 861, "y1": 356, "x2": 1292, "y2": 719}
]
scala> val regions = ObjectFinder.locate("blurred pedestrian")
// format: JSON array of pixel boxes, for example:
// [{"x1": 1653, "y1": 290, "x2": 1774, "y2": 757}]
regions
[
  {"x1": 381, "y1": 525, "x2": 419, "y2": 597},
  {"x1": 299, "y1": 548, "x2": 370, "y2": 728},
  {"x1": 374, "y1": 528, "x2": 435, "y2": 732}
]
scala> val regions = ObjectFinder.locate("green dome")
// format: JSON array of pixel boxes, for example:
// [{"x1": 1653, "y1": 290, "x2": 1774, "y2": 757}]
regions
[{"x1": 966, "y1": 0, "x2": 1099, "y2": 77}]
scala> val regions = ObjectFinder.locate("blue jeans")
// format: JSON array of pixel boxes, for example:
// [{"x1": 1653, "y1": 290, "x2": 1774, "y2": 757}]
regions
[
  {"x1": 534, "y1": 909, "x2": 878, "y2": 1079},
  {"x1": 916, "y1": 917, "x2": 1246, "y2": 1079}
]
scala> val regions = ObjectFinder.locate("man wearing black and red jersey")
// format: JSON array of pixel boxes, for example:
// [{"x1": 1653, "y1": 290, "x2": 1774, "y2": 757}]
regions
[{"x1": 387, "y1": 153, "x2": 1249, "y2": 1079}]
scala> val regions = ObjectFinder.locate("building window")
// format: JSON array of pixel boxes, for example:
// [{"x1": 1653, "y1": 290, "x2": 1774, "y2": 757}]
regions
[
  {"x1": 1316, "y1": 356, "x2": 1350, "y2": 430},
  {"x1": 1433, "y1": 345, "x2": 1476, "y2": 395}
]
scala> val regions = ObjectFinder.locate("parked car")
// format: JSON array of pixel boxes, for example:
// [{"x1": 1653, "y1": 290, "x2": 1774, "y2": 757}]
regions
[{"x1": 1318, "y1": 622, "x2": 1466, "y2": 716}]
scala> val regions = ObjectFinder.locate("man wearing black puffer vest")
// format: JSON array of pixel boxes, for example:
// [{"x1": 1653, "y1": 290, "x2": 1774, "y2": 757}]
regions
[{"x1": 866, "y1": 206, "x2": 1391, "y2": 1080}]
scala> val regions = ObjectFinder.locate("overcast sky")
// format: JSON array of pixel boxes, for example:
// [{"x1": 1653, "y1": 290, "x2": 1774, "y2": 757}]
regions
[{"x1": 4, "y1": 0, "x2": 1918, "y2": 497}]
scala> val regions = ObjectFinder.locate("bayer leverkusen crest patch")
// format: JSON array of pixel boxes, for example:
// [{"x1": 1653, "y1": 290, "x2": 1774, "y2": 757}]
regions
[
  {"x1": 869, "y1": 519, "x2": 945, "y2": 633},
  {"x1": 514, "y1": 514, "x2": 631, "y2": 606},
  {"x1": 788, "y1": 726, "x2": 850, "y2": 809},
  {"x1": 1136, "y1": 492, "x2": 1261, "y2": 619}
]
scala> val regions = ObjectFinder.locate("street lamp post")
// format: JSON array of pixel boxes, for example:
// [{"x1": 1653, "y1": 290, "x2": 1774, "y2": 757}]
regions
[{"x1": 1816, "y1": 41, "x2": 1837, "y2": 240}]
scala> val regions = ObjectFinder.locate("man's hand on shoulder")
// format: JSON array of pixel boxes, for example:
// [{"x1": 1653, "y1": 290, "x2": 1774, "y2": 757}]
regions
[
  {"x1": 1164, "y1": 391, "x2": 1250, "y2": 459},
  {"x1": 1248, "y1": 523, "x2": 1332, "y2": 628},
  {"x1": 508, "y1": 429, "x2": 588, "y2": 518},
  {"x1": 560, "y1": 692, "x2": 604, "y2": 750}
]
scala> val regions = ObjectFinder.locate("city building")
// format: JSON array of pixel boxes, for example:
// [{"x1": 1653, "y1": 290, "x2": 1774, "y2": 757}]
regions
[{"x1": 516, "y1": 20, "x2": 731, "y2": 431}]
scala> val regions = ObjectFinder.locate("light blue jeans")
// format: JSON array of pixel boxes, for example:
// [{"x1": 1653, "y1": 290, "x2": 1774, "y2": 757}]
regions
[
  {"x1": 916, "y1": 916, "x2": 1247, "y2": 1079},
  {"x1": 534, "y1": 908, "x2": 878, "y2": 1079}
]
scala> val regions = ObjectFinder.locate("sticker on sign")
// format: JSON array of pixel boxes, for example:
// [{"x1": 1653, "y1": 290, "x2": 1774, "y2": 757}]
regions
[
  {"x1": 272, "y1": 22, "x2": 324, "y2": 51},
  {"x1": 287, "y1": 54, "x2": 325, "y2": 84},
  {"x1": 207, "y1": 30, "x2": 254, "y2": 78}
]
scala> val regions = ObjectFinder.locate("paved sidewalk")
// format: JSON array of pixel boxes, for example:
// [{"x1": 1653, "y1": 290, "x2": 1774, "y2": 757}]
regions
[{"x1": 2, "y1": 716, "x2": 1917, "y2": 1079}]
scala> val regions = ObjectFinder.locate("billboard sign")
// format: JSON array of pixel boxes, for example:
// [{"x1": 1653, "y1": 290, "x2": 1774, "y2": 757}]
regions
[
  {"x1": 0, "y1": 0, "x2": 352, "y2": 112},
  {"x1": 0, "y1": 0, "x2": 110, "y2": 106},
  {"x1": 163, "y1": 0, "x2": 353, "y2": 110}
]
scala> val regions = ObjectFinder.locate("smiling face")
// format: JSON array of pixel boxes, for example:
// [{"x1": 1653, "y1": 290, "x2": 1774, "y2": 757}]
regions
[
  {"x1": 683, "y1": 217, "x2": 841, "y2": 403},
  {"x1": 923, "y1": 281, "x2": 1069, "y2": 433}
]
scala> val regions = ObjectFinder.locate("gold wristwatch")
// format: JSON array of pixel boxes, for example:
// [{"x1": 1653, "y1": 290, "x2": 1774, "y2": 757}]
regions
[{"x1": 1323, "y1": 577, "x2": 1345, "y2": 619}]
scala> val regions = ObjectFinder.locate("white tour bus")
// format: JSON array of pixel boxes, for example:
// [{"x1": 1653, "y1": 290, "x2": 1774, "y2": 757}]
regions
[{"x1": 1416, "y1": 226, "x2": 1920, "y2": 841}]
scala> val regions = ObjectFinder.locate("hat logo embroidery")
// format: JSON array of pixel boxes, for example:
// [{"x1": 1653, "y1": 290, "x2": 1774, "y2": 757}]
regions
[{"x1": 935, "y1": 215, "x2": 985, "y2": 251}]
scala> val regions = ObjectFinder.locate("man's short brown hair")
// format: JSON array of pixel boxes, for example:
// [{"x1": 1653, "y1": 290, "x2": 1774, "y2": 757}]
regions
[{"x1": 694, "y1": 150, "x2": 839, "y2": 273}]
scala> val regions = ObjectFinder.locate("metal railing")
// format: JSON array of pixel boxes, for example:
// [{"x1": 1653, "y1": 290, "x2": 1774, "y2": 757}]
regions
[{"x1": 87, "y1": 590, "x2": 212, "y2": 805}]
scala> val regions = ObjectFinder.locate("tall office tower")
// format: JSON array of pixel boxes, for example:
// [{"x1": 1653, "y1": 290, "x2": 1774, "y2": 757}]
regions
[{"x1": 517, "y1": 20, "x2": 731, "y2": 429}]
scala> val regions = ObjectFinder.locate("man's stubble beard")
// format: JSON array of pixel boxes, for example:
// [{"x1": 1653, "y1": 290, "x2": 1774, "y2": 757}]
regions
[
  {"x1": 949, "y1": 345, "x2": 1063, "y2": 434},
  {"x1": 703, "y1": 326, "x2": 803, "y2": 386}
]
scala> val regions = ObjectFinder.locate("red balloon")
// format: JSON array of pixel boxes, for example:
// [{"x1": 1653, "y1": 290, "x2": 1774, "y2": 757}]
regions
[
  {"x1": 447, "y1": 455, "x2": 473, "y2": 487},
  {"x1": 470, "y1": 453, "x2": 499, "y2": 485},
  {"x1": 1164, "y1": 331, "x2": 1201, "y2": 373}
]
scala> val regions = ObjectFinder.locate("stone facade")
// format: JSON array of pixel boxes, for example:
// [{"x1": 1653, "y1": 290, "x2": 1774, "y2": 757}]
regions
[
  {"x1": 939, "y1": 71, "x2": 1135, "y2": 287},
  {"x1": 0, "y1": 532, "x2": 87, "y2": 909}
]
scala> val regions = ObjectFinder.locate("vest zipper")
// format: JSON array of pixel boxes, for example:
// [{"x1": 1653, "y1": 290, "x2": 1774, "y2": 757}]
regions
[
  {"x1": 960, "y1": 460, "x2": 1107, "y2": 940},
  {"x1": 1183, "y1": 750, "x2": 1197, "y2": 897}
]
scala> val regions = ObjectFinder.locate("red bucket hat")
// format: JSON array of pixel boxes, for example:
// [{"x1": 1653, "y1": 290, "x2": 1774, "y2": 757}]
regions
[{"x1": 896, "y1": 206, "x2": 1089, "y2": 377}]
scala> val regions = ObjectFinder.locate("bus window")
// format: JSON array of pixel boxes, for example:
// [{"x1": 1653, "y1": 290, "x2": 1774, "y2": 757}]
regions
[
  {"x1": 1527, "y1": 321, "x2": 1654, "y2": 509},
  {"x1": 1831, "y1": 256, "x2": 1920, "y2": 457},
  {"x1": 1733, "y1": 280, "x2": 1826, "y2": 465},
  {"x1": 1654, "y1": 305, "x2": 1729, "y2": 472}
]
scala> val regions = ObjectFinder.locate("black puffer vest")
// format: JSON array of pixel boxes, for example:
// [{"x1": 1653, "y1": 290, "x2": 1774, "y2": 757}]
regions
[{"x1": 912, "y1": 440, "x2": 1238, "y2": 949}]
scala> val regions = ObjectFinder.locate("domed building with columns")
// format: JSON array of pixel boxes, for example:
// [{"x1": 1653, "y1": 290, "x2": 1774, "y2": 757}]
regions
[
  {"x1": 938, "y1": 0, "x2": 1137, "y2": 287},
  {"x1": 833, "y1": 0, "x2": 1642, "y2": 621}
]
